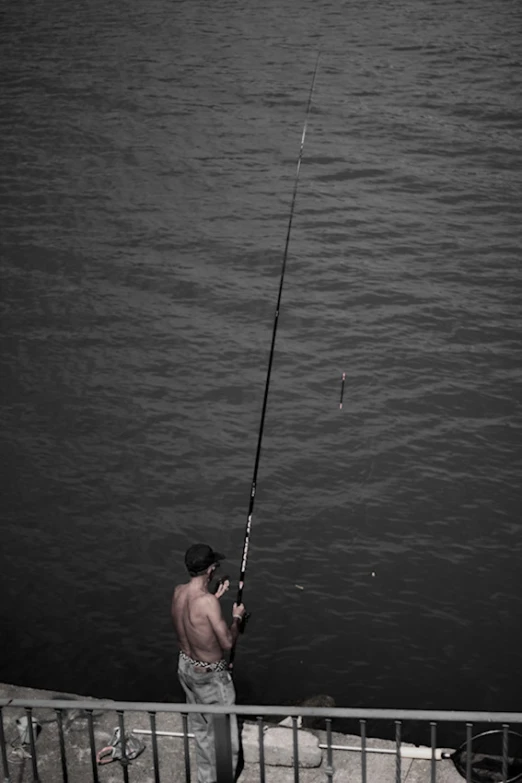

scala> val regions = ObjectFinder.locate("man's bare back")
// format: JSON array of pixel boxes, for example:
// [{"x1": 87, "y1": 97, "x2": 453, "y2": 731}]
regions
[{"x1": 172, "y1": 580, "x2": 245, "y2": 664}]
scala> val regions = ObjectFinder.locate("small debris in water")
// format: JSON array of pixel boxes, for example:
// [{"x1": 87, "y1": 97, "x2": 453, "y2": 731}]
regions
[
  {"x1": 339, "y1": 372, "x2": 346, "y2": 409},
  {"x1": 295, "y1": 584, "x2": 304, "y2": 590},
  {"x1": 371, "y1": 572, "x2": 375, "y2": 577}
]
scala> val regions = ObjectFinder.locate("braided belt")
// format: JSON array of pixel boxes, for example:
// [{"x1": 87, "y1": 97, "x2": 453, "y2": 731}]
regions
[{"x1": 180, "y1": 651, "x2": 228, "y2": 672}]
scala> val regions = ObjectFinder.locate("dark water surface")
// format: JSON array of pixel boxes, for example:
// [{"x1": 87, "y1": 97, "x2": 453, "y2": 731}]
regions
[{"x1": 1, "y1": 0, "x2": 521, "y2": 723}]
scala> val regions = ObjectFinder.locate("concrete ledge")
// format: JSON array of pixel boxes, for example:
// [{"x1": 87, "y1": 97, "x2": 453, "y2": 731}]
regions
[
  {"x1": 243, "y1": 724, "x2": 323, "y2": 767},
  {"x1": 0, "y1": 682, "x2": 464, "y2": 783}
]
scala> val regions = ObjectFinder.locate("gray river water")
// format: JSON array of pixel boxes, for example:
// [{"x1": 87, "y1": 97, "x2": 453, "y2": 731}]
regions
[{"x1": 1, "y1": 0, "x2": 521, "y2": 722}]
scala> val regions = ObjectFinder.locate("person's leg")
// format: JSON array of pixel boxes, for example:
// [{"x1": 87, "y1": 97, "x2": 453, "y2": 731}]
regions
[
  {"x1": 178, "y1": 663, "x2": 217, "y2": 783},
  {"x1": 189, "y1": 668, "x2": 241, "y2": 782}
]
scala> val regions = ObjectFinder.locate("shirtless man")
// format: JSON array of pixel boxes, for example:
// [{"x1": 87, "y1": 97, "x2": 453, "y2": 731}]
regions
[{"x1": 172, "y1": 543, "x2": 246, "y2": 783}]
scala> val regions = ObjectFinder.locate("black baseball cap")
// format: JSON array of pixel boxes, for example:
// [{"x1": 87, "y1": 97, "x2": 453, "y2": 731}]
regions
[{"x1": 185, "y1": 544, "x2": 226, "y2": 575}]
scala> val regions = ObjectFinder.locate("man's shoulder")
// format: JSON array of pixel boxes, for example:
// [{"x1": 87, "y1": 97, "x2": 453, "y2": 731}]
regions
[
  {"x1": 195, "y1": 592, "x2": 220, "y2": 620},
  {"x1": 198, "y1": 592, "x2": 219, "y2": 608},
  {"x1": 173, "y1": 585, "x2": 217, "y2": 610},
  {"x1": 172, "y1": 583, "x2": 186, "y2": 600}
]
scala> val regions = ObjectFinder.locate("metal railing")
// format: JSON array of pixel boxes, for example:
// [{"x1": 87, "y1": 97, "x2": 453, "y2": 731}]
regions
[{"x1": 1, "y1": 697, "x2": 521, "y2": 783}]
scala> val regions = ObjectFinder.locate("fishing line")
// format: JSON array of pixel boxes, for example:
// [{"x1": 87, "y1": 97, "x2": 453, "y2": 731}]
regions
[{"x1": 229, "y1": 52, "x2": 321, "y2": 670}]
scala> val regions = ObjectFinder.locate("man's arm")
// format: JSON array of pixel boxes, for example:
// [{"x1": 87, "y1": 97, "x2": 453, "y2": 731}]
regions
[{"x1": 205, "y1": 596, "x2": 245, "y2": 652}]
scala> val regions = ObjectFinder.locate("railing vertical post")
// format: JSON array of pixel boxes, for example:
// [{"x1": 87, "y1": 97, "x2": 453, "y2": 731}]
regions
[
  {"x1": 360, "y1": 719, "x2": 367, "y2": 783},
  {"x1": 292, "y1": 716, "x2": 300, "y2": 783},
  {"x1": 25, "y1": 707, "x2": 39, "y2": 782},
  {"x1": 181, "y1": 713, "x2": 192, "y2": 783},
  {"x1": 117, "y1": 711, "x2": 129, "y2": 783},
  {"x1": 256, "y1": 717, "x2": 265, "y2": 783},
  {"x1": 430, "y1": 721, "x2": 436, "y2": 783},
  {"x1": 86, "y1": 709, "x2": 99, "y2": 783},
  {"x1": 325, "y1": 718, "x2": 333, "y2": 783},
  {"x1": 214, "y1": 712, "x2": 233, "y2": 783},
  {"x1": 502, "y1": 724, "x2": 509, "y2": 783},
  {"x1": 394, "y1": 720, "x2": 401, "y2": 783},
  {"x1": 148, "y1": 711, "x2": 160, "y2": 783},
  {"x1": 0, "y1": 707, "x2": 10, "y2": 783},
  {"x1": 465, "y1": 722, "x2": 472, "y2": 783},
  {"x1": 55, "y1": 709, "x2": 69, "y2": 783}
]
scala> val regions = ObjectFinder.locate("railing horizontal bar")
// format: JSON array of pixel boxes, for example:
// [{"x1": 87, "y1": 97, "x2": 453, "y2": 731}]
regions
[{"x1": 1, "y1": 700, "x2": 521, "y2": 722}]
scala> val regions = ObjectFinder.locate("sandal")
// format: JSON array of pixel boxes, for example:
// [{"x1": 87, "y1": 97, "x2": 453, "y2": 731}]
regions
[{"x1": 96, "y1": 727, "x2": 145, "y2": 765}]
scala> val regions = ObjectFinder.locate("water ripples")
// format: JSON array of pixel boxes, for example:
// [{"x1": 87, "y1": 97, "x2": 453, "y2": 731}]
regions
[{"x1": 0, "y1": 0, "x2": 521, "y2": 714}]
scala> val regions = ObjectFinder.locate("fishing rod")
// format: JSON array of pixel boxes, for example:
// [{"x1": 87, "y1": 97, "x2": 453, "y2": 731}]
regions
[{"x1": 229, "y1": 52, "x2": 321, "y2": 670}]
